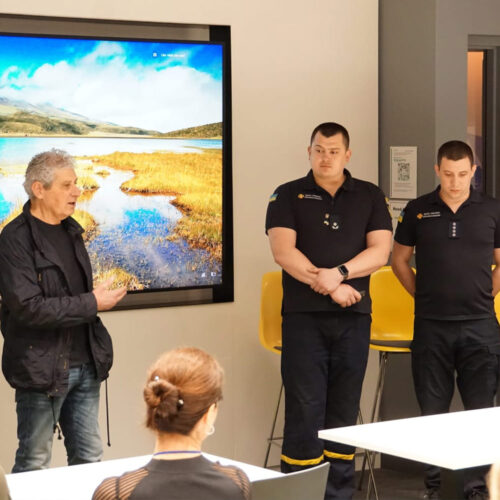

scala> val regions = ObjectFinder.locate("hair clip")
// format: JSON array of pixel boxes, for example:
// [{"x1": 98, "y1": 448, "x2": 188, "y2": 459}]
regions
[
  {"x1": 154, "y1": 375, "x2": 160, "y2": 382},
  {"x1": 177, "y1": 398, "x2": 184, "y2": 410}
]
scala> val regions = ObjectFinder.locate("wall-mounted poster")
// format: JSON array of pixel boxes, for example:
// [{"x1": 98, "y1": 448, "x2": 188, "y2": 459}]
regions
[
  {"x1": 0, "y1": 15, "x2": 234, "y2": 310},
  {"x1": 390, "y1": 146, "x2": 417, "y2": 199}
]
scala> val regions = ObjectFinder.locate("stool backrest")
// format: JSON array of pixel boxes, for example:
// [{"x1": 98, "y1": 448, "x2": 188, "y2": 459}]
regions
[
  {"x1": 251, "y1": 462, "x2": 330, "y2": 500},
  {"x1": 370, "y1": 266, "x2": 414, "y2": 345},
  {"x1": 259, "y1": 271, "x2": 283, "y2": 353}
]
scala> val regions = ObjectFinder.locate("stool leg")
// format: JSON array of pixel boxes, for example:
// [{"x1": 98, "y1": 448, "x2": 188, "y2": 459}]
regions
[
  {"x1": 365, "y1": 449, "x2": 380, "y2": 500},
  {"x1": 264, "y1": 382, "x2": 284, "y2": 468},
  {"x1": 357, "y1": 352, "x2": 389, "y2": 491},
  {"x1": 358, "y1": 411, "x2": 379, "y2": 500}
]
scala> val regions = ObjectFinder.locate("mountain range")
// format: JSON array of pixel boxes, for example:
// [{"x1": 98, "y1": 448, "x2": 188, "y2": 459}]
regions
[{"x1": 0, "y1": 97, "x2": 222, "y2": 139}]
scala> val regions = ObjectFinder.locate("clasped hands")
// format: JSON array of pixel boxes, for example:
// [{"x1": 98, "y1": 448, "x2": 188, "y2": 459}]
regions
[{"x1": 308, "y1": 267, "x2": 361, "y2": 308}]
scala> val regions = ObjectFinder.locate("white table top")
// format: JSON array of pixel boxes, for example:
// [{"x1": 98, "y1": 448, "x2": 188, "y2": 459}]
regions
[
  {"x1": 319, "y1": 407, "x2": 500, "y2": 470},
  {"x1": 6, "y1": 453, "x2": 281, "y2": 500}
]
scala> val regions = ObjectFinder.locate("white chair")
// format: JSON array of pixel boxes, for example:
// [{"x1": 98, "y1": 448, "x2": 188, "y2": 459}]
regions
[
  {"x1": 251, "y1": 462, "x2": 330, "y2": 500},
  {"x1": 0, "y1": 466, "x2": 10, "y2": 500}
]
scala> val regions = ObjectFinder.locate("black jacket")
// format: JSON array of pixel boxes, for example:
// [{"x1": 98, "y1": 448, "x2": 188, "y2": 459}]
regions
[{"x1": 0, "y1": 202, "x2": 113, "y2": 395}]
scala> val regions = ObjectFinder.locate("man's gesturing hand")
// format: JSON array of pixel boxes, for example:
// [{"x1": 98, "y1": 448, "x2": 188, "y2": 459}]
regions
[{"x1": 93, "y1": 279, "x2": 127, "y2": 311}]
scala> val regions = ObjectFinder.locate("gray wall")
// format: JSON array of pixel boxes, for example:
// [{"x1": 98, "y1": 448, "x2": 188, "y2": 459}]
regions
[
  {"x1": 381, "y1": 0, "x2": 500, "y2": 196},
  {"x1": 379, "y1": 1, "x2": 500, "y2": 466},
  {"x1": 379, "y1": 0, "x2": 436, "y2": 196}
]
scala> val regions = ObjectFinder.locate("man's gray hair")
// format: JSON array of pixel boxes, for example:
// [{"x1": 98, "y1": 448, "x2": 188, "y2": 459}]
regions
[{"x1": 24, "y1": 149, "x2": 76, "y2": 199}]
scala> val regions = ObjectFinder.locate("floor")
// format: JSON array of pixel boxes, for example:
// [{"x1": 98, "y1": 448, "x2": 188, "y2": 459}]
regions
[
  {"x1": 353, "y1": 468, "x2": 424, "y2": 500},
  {"x1": 265, "y1": 447, "x2": 427, "y2": 499},
  {"x1": 268, "y1": 462, "x2": 426, "y2": 499}
]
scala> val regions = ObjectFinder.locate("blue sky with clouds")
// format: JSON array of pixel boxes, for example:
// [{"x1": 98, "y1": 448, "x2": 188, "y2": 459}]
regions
[{"x1": 0, "y1": 35, "x2": 223, "y2": 132}]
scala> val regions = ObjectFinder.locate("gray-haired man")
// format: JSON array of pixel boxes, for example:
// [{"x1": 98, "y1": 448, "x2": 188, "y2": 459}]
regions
[{"x1": 0, "y1": 149, "x2": 126, "y2": 472}]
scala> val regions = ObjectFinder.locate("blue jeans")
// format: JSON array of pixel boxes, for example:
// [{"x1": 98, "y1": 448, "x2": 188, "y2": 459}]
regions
[{"x1": 13, "y1": 363, "x2": 103, "y2": 472}]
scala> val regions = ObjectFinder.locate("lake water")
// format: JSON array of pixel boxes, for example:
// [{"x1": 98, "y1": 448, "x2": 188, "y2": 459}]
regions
[
  {"x1": 0, "y1": 136, "x2": 222, "y2": 165},
  {"x1": 0, "y1": 137, "x2": 222, "y2": 289},
  {"x1": 82, "y1": 168, "x2": 221, "y2": 288}
]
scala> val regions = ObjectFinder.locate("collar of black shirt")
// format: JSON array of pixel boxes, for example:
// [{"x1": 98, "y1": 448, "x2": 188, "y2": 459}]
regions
[
  {"x1": 304, "y1": 168, "x2": 355, "y2": 193},
  {"x1": 431, "y1": 186, "x2": 482, "y2": 207}
]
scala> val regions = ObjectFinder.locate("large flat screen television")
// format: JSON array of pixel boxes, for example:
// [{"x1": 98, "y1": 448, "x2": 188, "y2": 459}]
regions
[{"x1": 0, "y1": 15, "x2": 233, "y2": 309}]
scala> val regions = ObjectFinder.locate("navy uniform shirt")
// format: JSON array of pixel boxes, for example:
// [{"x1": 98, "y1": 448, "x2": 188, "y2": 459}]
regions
[
  {"x1": 265, "y1": 169, "x2": 392, "y2": 314},
  {"x1": 394, "y1": 187, "x2": 500, "y2": 319}
]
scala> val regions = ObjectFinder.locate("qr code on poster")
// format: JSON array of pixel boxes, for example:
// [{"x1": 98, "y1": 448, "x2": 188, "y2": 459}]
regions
[{"x1": 397, "y1": 162, "x2": 410, "y2": 181}]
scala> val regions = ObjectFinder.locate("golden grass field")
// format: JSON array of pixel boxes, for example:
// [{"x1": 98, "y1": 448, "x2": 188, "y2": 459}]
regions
[
  {"x1": 0, "y1": 159, "x2": 99, "y2": 236},
  {"x1": 0, "y1": 150, "x2": 221, "y2": 289},
  {"x1": 87, "y1": 150, "x2": 222, "y2": 260},
  {"x1": 73, "y1": 208, "x2": 98, "y2": 240},
  {"x1": 92, "y1": 265, "x2": 144, "y2": 290},
  {"x1": 0, "y1": 202, "x2": 98, "y2": 238}
]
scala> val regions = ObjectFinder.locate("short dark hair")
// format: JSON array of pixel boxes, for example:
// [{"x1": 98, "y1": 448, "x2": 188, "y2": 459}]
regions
[
  {"x1": 310, "y1": 122, "x2": 350, "y2": 148},
  {"x1": 437, "y1": 140, "x2": 474, "y2": 167}
]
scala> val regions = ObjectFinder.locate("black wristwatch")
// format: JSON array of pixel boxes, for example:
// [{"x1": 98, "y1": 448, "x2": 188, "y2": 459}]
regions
[{"x1": 337, "y1": 264, "x2": 349, "y2": 280}]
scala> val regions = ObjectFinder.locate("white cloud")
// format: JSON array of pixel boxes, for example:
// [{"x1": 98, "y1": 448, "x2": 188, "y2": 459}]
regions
[{"x1": 0, "y1": 42, "x2": 222, "y2": 132}]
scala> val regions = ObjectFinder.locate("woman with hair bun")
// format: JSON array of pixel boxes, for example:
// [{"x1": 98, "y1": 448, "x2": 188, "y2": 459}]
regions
[{"x1": 92, "y1": 347, "x2": 250, "y2": 500}]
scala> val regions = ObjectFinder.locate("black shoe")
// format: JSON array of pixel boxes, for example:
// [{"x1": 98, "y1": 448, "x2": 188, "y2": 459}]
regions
[
  {"x1": 467, "y1": 490, "x2": 489, "y2": 500},
  {"x1": 423, "y1": 488, "x2": 440, "y2": 500}
]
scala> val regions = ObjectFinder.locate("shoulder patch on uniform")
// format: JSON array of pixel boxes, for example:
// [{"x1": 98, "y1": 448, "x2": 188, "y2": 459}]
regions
[
  {"x1": 398, "y1": 209, "x2": 404, "y2": 223},
  {"x1": 269, "y1": 193, "x2": 278, "y2": 202},
  {"x1": 385, "y1": 197, "x2": 393, "y2": 217}
]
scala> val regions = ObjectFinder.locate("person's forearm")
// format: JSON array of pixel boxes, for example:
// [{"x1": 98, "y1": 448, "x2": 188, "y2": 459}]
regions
[
  {"x1": 310, "y1": 230, "x2": 392, "y2": 295},
  {"x1": 391, "y1": 259, "x2": 416, "y2": 297},
  {"x1": 492, "y1": 266, "x2": 500, "y2": 296},
  {"x1": 272, "y1": 246, "x2": 318, "y2": 285},
  {"x1": 342, "y1": 245, "x2": 390, "y2": 280},
  {"x1": 9, "y1": 292, "x2": 98, "y2": 329}
]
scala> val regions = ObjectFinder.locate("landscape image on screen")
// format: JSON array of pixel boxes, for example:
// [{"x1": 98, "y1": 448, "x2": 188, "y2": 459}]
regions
[{"x1": 0, "y1": 34, "x2": 224, "y2": 291}]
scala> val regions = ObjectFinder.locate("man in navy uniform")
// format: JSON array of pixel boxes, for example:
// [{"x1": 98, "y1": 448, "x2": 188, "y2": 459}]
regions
[
  {"x1": 266, "y1": 122, "x2": 392, "y2": 500},
  {"x1": 392, "y1": 140, "x2": 500, "y2": 500}
]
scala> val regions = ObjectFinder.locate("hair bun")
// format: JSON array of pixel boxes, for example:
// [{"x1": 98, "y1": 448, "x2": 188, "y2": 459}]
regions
[{"x1": 144, "y1": 377, "x2": 181, "y2": 420}]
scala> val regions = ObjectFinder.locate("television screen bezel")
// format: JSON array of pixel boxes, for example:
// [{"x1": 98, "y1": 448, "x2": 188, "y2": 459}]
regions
[{"x1": 0, "y1": 13, "x2": 234, "y2": 310}]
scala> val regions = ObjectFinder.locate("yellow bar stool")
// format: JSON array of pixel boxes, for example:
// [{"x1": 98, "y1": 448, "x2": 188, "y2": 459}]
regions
[
  {"x1": 259, "y1": 271, "x2": 284, "y2": 468},
  {"x1": 357, "y1": 266, "x2": 414, "y2": 499}
]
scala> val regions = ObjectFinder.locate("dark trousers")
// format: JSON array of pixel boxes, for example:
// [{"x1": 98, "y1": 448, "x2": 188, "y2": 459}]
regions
[
  {"x1": 412, "y1": 317, "x2": 500, "y2": 495},
  {"x1": 280, "y1": 311, "x2": 371, "y2": 500}
]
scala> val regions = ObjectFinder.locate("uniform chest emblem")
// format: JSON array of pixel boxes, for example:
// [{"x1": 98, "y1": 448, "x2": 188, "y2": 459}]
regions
[
  {"x1": 417, "y1": 211, "x2": 441, "y2": 219},
  {"x1": 324, "y1": 213, "x2": 341, "y2": 230},
  {"x1": 298, "y1": 193, "x2": 323, "y2": 201}
]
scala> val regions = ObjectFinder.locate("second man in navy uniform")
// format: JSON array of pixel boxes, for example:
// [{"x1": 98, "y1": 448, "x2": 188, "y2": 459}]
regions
[
  {"x1": 265, "y1": 122, "x2": 392, "y2": 500},
  {"x1": 392, "y1": 140, "x2": 500, "y2": 500}
]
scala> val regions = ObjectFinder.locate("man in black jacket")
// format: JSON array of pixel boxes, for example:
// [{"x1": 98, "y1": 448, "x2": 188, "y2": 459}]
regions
[{"x1": 0, "y1": 149, "x2": 126, "y2": 472}]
